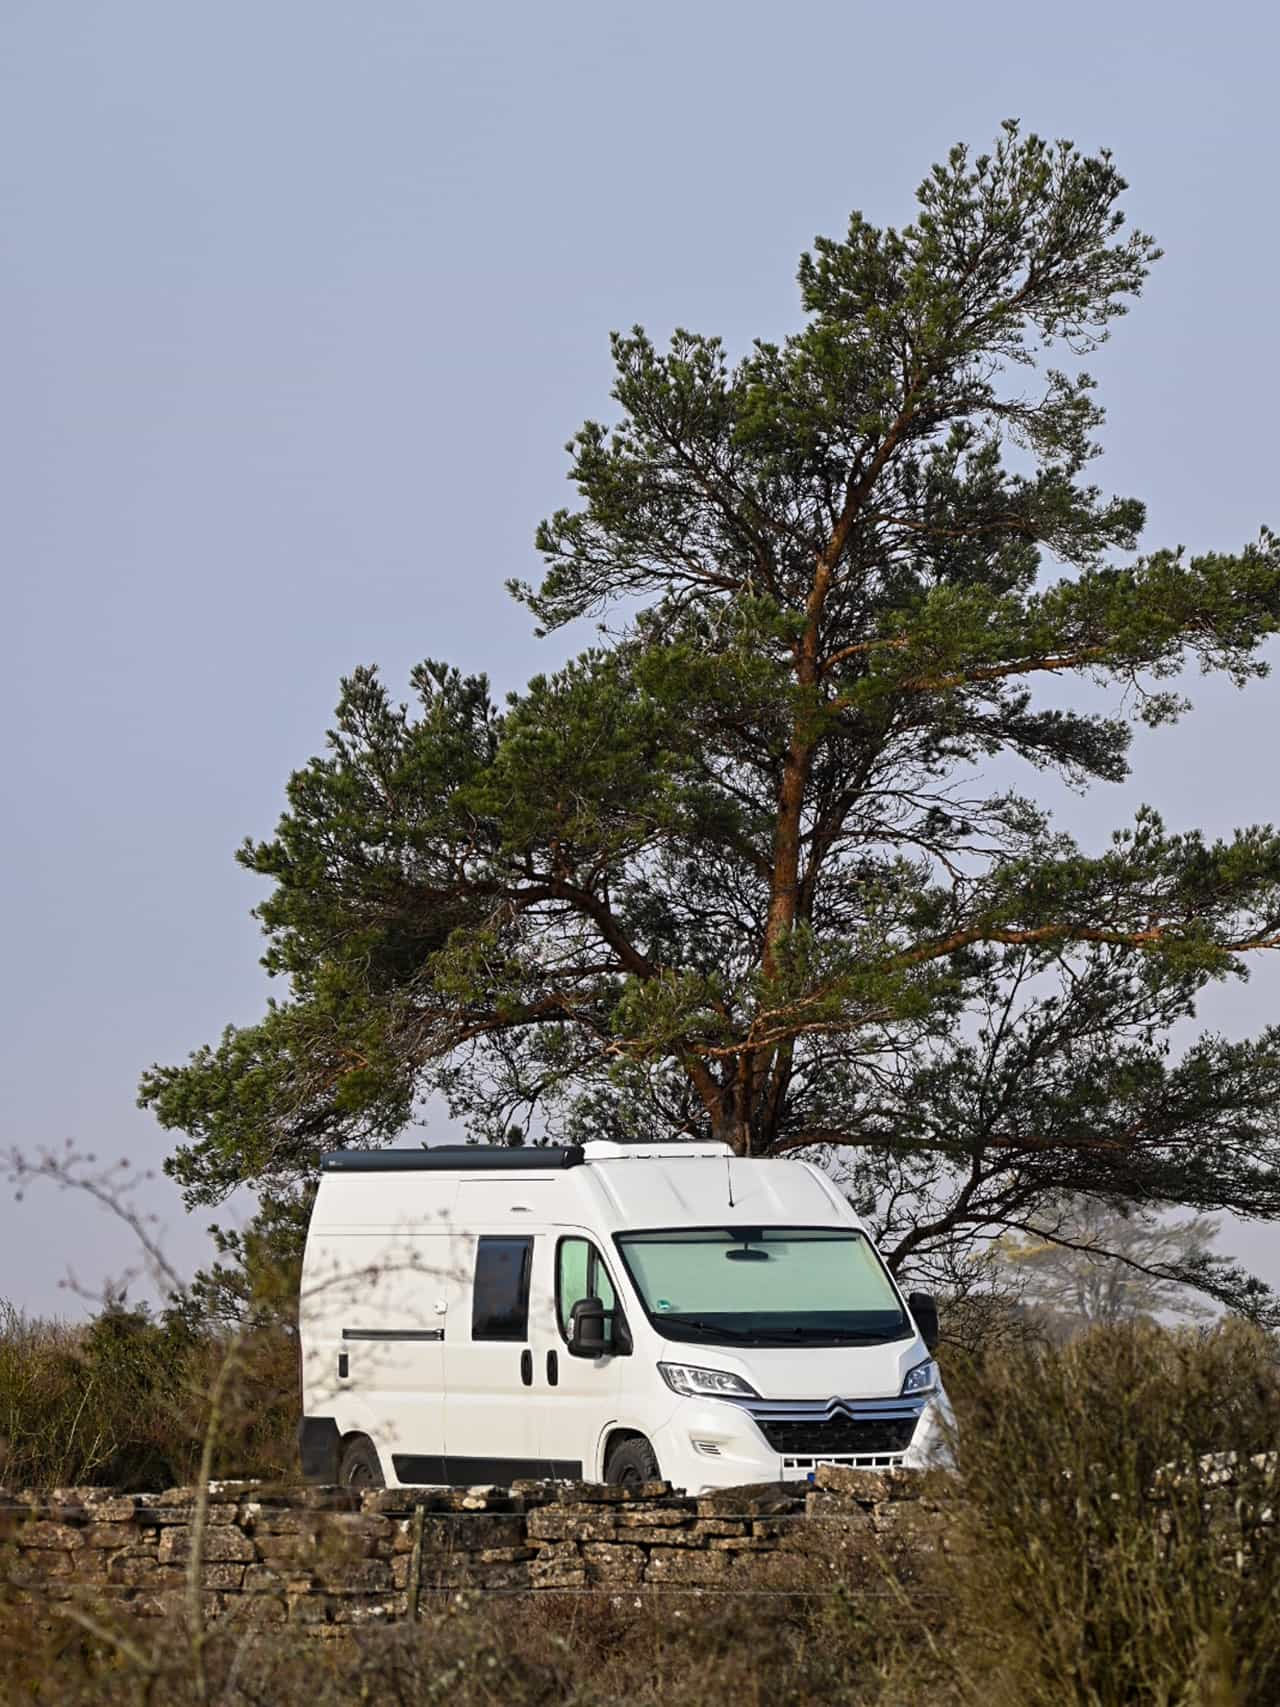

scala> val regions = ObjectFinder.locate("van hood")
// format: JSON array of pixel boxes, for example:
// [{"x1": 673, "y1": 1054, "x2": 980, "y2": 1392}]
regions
[{"x1": 655, "y1": 1337, "x2": 930, "y2": 1400}]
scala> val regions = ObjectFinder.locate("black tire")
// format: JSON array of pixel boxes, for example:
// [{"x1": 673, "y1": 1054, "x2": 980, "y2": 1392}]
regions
[
  {"x1": 337, "y1": 1435, "x2": 385, "y2": 1490},
  {"x1": 605, "y1": 1435, "x2": 660, "y2": 1486}
]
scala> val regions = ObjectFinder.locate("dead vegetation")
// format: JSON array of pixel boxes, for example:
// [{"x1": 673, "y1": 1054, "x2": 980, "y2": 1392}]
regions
[{"x1": 1, "y1": 1318, "x2": 1277, "y2": 1705}]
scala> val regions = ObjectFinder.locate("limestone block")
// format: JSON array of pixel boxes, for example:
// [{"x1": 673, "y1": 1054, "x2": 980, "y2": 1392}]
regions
[
  {"x1": 615, "y1": 1506, "x2": 691, "y2": 1529},
  {"x1": 750, "y1": 1516, "x2": 805, "y2": 1541},
  {"x1": 9, "y1": 1550, "x2": 79, "y2": 1581},
  {"x1": 447, "y1": 1563, "x2": 530, "y2": 1590},
  {"x1": 105, "y1": 1553, "x2": 186, "y2": 1588},
  {"x1": 221, "y1": 1593, "x2": 287, "y2": 1623},
  {"x1": 242, "y1": 1563, "x2": 300, "y2": 1593},
  {"x1": 696, "y1": 1483, "x2": 805, "y2": 1518},
  {"x1": 201, "y1": 1562, "x2": 249, "y2": 1590},
  {"x1": 156, "y1": 1486, "x2": 240, "y2": 1510},
  {"x1": 314, "y1": 1557, "x2": 393, "y2": 1594},
  {"x1": 527, "y1": 1506, "x2": 620, "y2": 1542},
  {"x1": 616, "y1": 1524, "x2": 706, "y2": 1548},
  {"x1": 158, "y1": 1525, "x2": 256, "y2": 1564},
  {"x1": 14, "y1": 1521, "x2": 86, "y2": 1549},
  {"x1": 812, "y1": 1465, "x2": 936, "y2": 1502},
  {"x1": 529, "y1": 1564, "x2": 587, "y2": 1589},
  {"x1": 81, "y1": 1494, "x2": 141, "y2": 1523},
  {"x1": 406, "y1": 1513, "x2": 527, "y2": 1553},
  {"x1": 780, "y1": 1513, "x2": 869, "y2": 1552},
  {"x1": 549, "y1": 1480, "x2": 674, "y2": 1506},
  {"x1": 508, "y1": 1480, "x2": 563, "y2": 1505},
  {"x1": 245, "y1": 1511, "x2": 320, "y2": 1537},
  {"x1": 254, "y1": 1534, "x2": 318, "y2": 1565},
  {"x1": 361, "y1": 1488, "x2": 455, "y2": 1516},
  {"x1": 644, "y1": 1547, "x2": 735, "y2": 1585},
  {"x1": 46, "y1": 1490, "x2": 93, "y2": 1518},
  {"x1": 581, "y1": 1543, "x2": 645, "y2": 1585},
  {"x1": 83, "y1": 1522, "x2": 145, "y2": 1549},
  {"x1": 135, "y1": 1493, "x2": 203, "y2": 1525}
]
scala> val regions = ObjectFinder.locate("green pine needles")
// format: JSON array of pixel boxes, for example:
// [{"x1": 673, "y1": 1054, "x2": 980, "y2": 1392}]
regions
[{"x1": 142, "y1": 125, "x2": 1280, "y2": 1319}]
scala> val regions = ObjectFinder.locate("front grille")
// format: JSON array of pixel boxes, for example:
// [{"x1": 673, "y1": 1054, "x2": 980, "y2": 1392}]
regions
[
  {"x1": 755, "y1": 1414, "x2": 917, "y2": 1456},
  {"x1": 782, "y1": 1452, "x2": 905, "y2": 1472}
]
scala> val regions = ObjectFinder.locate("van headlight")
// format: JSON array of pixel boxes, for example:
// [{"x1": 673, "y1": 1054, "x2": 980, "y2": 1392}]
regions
[
  {"x1": 659, "y1": 1363, "x2": 759, "y2": 1399},
  {"x1": 901, "y1": 1358, "x2": 939, "y2": 1396}
]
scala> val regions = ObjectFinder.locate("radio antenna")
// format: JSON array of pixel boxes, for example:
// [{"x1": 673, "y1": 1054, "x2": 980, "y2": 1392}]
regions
[{"x1": 726, "y1": 1153, "x2": 736, "y2": 1208}]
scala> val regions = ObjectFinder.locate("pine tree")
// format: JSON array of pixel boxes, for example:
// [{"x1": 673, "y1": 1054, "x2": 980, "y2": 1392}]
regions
[{"x1": 142, "y1": 126, "x2": 1280, "y2": 1318}]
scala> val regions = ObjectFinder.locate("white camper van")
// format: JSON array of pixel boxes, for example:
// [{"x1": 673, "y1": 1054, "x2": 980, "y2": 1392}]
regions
[{"x1": 298, "y1": 1141, "x2": 952, "y2": 1494}]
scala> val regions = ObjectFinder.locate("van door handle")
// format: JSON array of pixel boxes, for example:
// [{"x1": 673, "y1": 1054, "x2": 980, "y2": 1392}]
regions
[
  {"x1": 520, "y1": 1349, "x2": 533, "y2": 1387},
  {"x1": 546, "y1": 1349, "x2": 558, "y2": 1387}
]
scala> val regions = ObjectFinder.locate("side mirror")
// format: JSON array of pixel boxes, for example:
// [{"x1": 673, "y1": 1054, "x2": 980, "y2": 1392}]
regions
[
  {"x1": 907, "y1": 1290, "x2": 940, "y2": 1354},
  {"x1": 568, "y1": 1297, "x2": 607, "y2": 1358}
]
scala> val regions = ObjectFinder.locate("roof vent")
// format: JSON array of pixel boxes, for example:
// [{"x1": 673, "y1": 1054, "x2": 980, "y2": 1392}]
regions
[{"x1": 580, "y1": 1140, "x2": 734, "y2": 1161}]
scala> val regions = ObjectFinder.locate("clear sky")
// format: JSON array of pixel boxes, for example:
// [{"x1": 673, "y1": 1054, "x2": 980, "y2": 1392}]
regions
[{"x1": 3, "y1": 1, "x2": 1278, "y2": 1313}]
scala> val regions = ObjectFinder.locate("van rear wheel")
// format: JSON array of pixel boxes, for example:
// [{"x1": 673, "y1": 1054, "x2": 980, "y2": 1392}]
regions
[
  {"x1": 605, "y1": 1436, "x2": 660, "y2": 1486},
  {"x1": 338, "y1": 1435, "x2": 385, "y2": 1490}
]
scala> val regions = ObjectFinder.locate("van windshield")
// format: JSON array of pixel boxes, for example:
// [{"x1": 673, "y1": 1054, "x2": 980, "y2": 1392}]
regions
[{"x1": 614, "y1": 1226, "x2": 911, "y2": 1347}]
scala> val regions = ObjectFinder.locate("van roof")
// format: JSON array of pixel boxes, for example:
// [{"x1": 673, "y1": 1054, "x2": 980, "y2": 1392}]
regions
[{"x1": 315, "y1": 1143, "x2": 856, "y2": 1235}]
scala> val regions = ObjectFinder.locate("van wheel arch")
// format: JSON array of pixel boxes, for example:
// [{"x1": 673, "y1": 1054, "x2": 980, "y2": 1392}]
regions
[
  {"x1": 337, "y1": 1432, "x2": 385, "y2": 1490},
  {"x1": 603, "y1": 1431, "x2": 661, "y2": 1486}
]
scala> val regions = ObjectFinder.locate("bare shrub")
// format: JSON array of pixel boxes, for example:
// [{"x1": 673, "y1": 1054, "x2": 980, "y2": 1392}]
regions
[
  {"x1": 947, "y1": 1319, "x2": 1280, "y2": 1706},
  {"x1": 0, "y1": 1302, "x2": 298, "y2": 1492}
]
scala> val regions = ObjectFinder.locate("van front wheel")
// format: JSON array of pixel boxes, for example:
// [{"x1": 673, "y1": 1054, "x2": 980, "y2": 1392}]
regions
[
  {"x1": 338, "y1": 1435, "x2": 385, "y2": 1490},
  {"x1": 605, "y1": 1436, "x2": 660, "y2": 1487}
]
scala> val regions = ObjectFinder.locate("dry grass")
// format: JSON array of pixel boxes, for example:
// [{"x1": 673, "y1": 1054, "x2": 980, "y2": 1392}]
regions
[
  {"x1": 0, "y1": 1586, "x2": 951, "y2": 1707},
  {"x1": 1, "y1": 1316, "x2": 1278, "y2": 1705}
]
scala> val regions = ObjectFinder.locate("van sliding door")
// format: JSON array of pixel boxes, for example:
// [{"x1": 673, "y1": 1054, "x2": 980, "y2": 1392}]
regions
[{"x1": 437, "y1": 1234, "x2": 545, "y2": 1484}]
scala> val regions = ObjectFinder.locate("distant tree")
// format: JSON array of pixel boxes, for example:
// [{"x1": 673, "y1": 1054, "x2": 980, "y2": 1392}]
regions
[
  {"x1": 996, "y1": 1197, "x2": 1219, "y2": 1328},
  {"x1": 142, "y1": 124, "x2": 1280, "y2": 1320}
]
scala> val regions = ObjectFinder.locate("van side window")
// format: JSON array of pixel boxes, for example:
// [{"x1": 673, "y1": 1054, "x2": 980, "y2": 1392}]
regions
[
  {"x1": 471, "y1": 1237, "x2": 533, "y2": 1341},
  {"x1": 556, "y1": 1237, "x2": 617, "y2": 1338}
]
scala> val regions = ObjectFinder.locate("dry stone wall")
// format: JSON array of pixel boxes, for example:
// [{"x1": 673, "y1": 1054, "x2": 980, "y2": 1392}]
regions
[{"x1": 1, "y1": 1467, "x2": 951, "y2": 1630}]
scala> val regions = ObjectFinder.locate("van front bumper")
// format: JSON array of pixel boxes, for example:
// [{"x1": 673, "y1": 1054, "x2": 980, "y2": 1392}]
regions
[{"x1": 650, "y1": 1389, "x2": 955, "y2": 1493}]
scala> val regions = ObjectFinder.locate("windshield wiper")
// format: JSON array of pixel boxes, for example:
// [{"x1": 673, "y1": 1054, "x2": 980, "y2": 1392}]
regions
[
  {"x1": 656, "y1": 1315, "x2": 756, "y2": 1341},
  {"x1": 760, "y1": 1327, "x2": 900, "y2": 1344}
]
